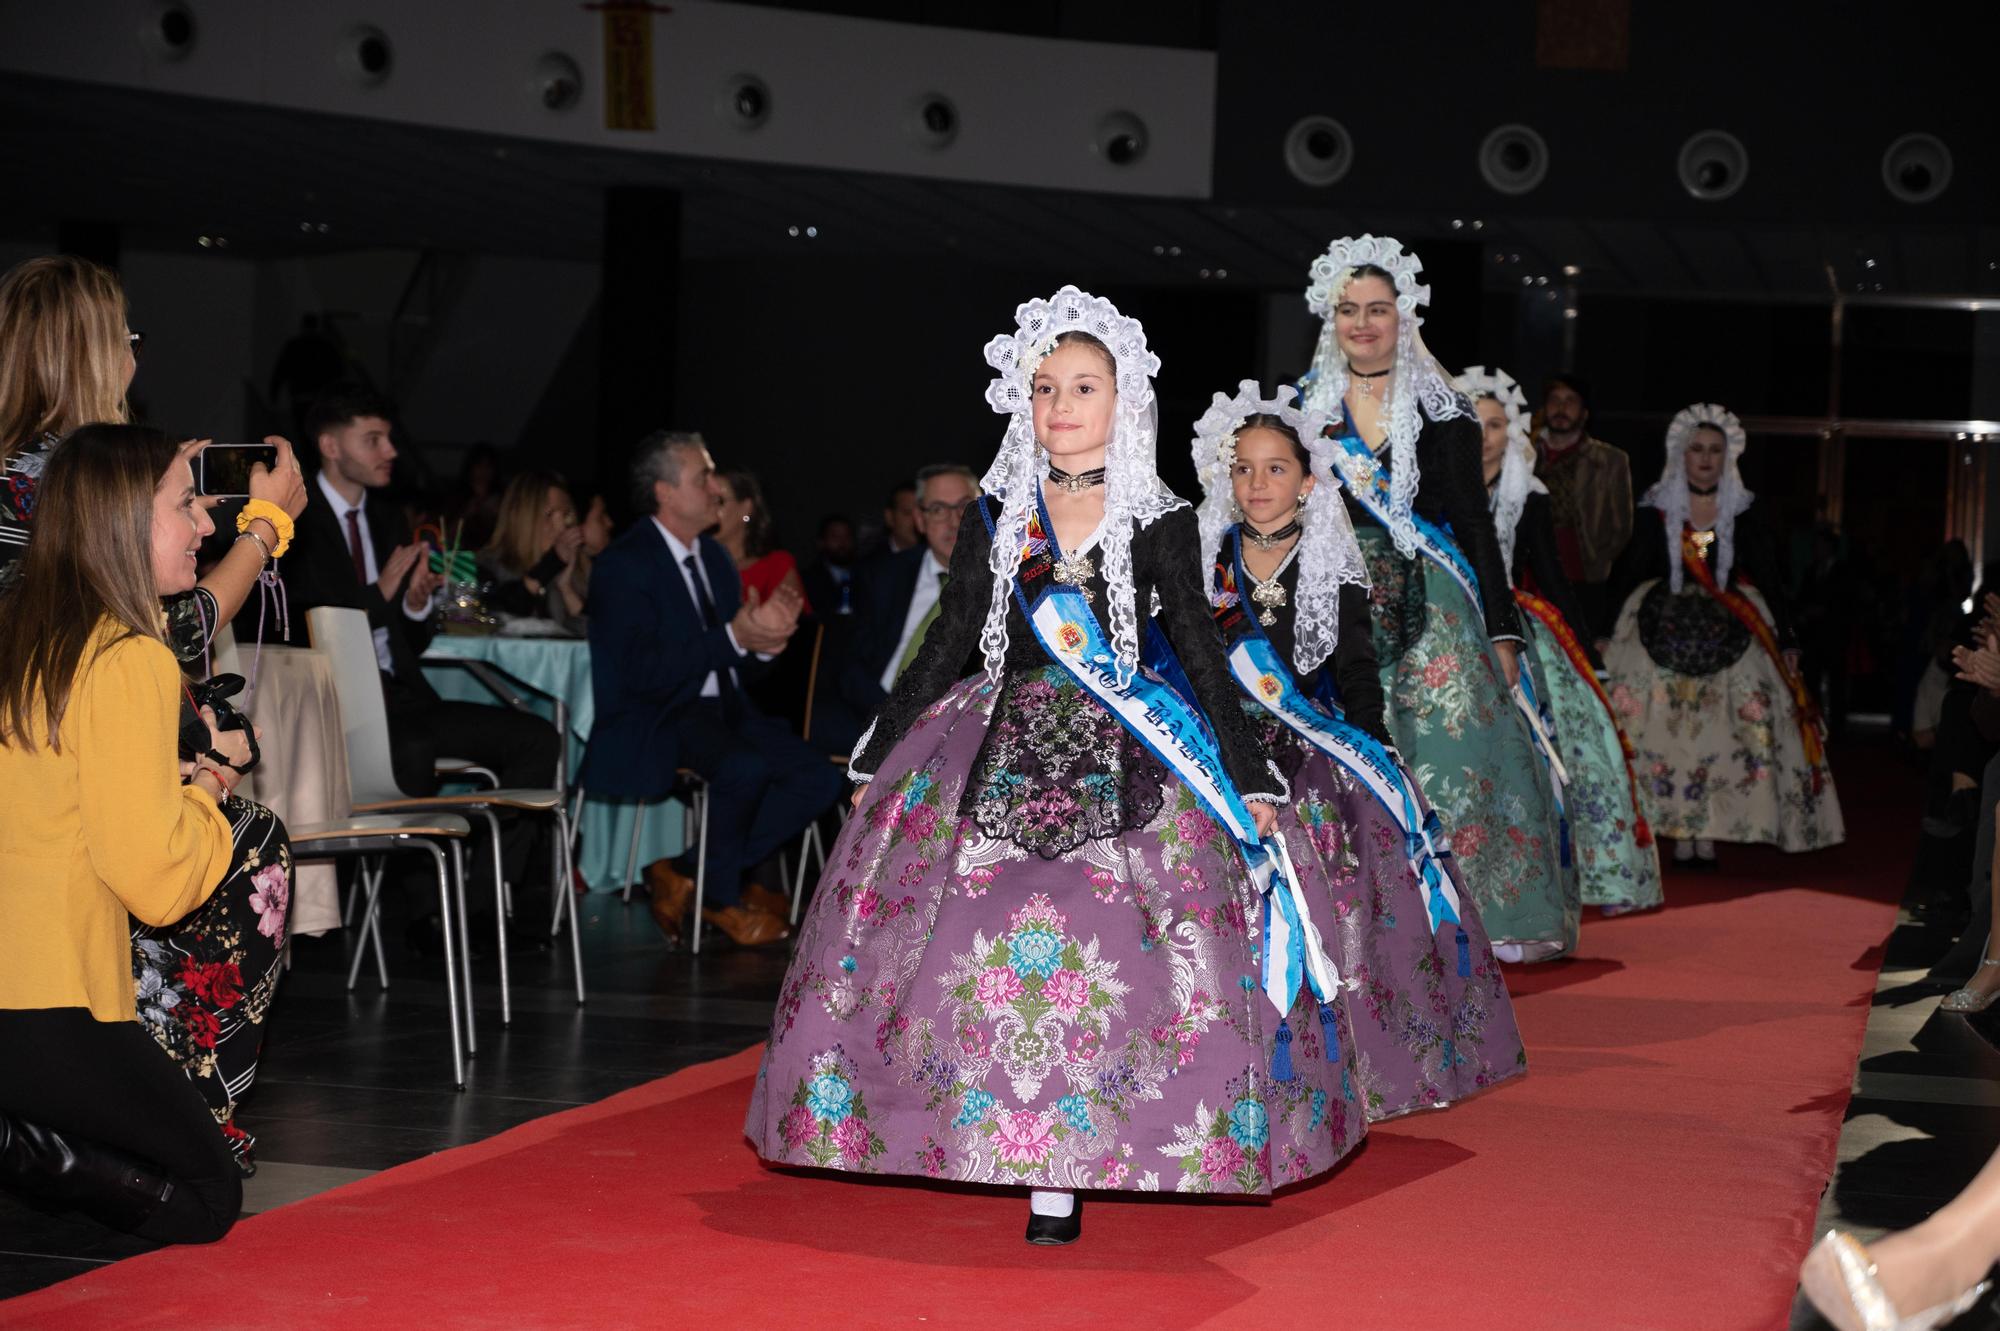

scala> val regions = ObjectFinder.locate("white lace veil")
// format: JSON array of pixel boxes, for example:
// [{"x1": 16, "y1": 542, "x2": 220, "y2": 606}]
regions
[
  {"x1": 1189, "y1": 380, "x2": 1369, "y2": 674},
  {"x1": 1300, "y1": 234, "x2": 1468, "y2": 560},
  {"x1": 979, "y1": 285, "x2": 1184, "y2": 685},
  {"x1": 1458, "y1": 364, "x2": 1545, "y2": 576},
  {"x1": 1639, "y1": 402, "x2": 1754, "y2": 593}
]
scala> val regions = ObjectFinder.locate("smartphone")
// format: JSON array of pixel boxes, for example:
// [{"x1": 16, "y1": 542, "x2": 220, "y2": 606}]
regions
[{"x1": 195, "y1": 444, "x2": 279, "y2": 498}]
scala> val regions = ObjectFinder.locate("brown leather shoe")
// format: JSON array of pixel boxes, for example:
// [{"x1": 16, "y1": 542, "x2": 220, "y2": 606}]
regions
[
  {"x1": 741, "y1": 882, "x2": 792, "y2": 920},
  {"x1": 700, "y1": 904, "x2": 791, "y2": 948},
  {"x1": 644, "y1": 860, "x2": 696, "y2": 944}
]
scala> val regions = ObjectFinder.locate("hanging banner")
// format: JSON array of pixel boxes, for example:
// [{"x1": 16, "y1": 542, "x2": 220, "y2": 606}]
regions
[{"x1": 594, "y1": 1, "x2": 667, "y2": 131}]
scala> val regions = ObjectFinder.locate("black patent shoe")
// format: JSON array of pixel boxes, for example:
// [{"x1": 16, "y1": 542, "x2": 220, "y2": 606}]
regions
[{"x1": 1025, "y1": 1195, "x2": 1082, "y2": 1246}]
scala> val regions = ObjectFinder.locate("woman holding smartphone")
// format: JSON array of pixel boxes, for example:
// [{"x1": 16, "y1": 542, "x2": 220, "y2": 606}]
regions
[
  {"x1": 0, "y1": 255, "x2": 309, "y2": 663},
  {"x1": 0, "y1": 424, "x2": 293, "y2": 1239}
]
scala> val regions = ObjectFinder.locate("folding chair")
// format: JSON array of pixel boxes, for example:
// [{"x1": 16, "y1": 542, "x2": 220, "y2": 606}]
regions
[{"x1": 308, "y1": 608, "x2": 584, "y2": 1027}]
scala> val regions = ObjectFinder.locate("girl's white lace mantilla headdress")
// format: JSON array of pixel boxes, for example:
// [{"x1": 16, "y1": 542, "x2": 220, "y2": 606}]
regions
[
  {"x1": 1190, "y1": 380, "x2": 1369, "y2": 674},
  {"x1": 1457, "y1": 364, "x2": 1545, "y2": 575},
  {"x1": 978, "y1": 284, "x2": 1184, "y2": 685},
  {"x1": 1301, "y1": 233, "x2": 1468, "y2": 560},
  {"x1": 1640, "y1": 402, "x2": 1754, "y2": 593}
]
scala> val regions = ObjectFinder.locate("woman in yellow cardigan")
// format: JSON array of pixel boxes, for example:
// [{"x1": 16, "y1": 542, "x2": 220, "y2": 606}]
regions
[{"x1": 0, "y1": 424, "x2": 292, "y2": 1243}]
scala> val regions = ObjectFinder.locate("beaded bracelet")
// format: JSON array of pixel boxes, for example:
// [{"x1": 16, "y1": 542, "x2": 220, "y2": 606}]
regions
[{"x1": 236, "y1": 498, "x2": 294, "y2": 558}]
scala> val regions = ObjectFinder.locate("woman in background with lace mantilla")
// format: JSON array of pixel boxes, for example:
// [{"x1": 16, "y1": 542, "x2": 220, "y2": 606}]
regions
[
  {"x1": 1190, "y1": 380, "x2": 1524, "y2": 1120},
  {"x1": 1465, "y1": 365, "x2": 1663, "y2": 916},
  {"x1": 748, "y1": 287, "x2": 1367, "y2": 1245},
  {"x1": 1301, "y1": 236, "x2": 1578, "y2": 962},
  {"x1": 1601, "y1": 404, "x2": 1844, "y2": 862}
]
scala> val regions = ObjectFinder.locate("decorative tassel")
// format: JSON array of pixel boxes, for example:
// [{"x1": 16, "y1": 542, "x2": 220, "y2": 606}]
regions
[
  {"x1": 1270, "y1": 1018, "x2": 1295, "y2": 1082},
  {"x1": 1558, "y1": 816, "x2": 1572, "y2": 868},
  {"x1": 1634, "y1": 814, "x2": 1654, "y2": 850},
  {"x1": 1317, "y1": 1002, "x2": 1341, "y2": 1063},
  {"x1": 1456, "y1": 928, "x2": 1470, "y2": 978}
]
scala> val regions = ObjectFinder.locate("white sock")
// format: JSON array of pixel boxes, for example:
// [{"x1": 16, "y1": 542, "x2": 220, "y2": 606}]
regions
[
  {"x1": 1694, "y1": 839, "x2": 1716, "y2": 860},
  {"x1": 1029, "y1": 1189, "x2": 1075, "y2": 1218},
  {"x1": 1673, "y1": 839, "x2": 1695, "y2": 862}
]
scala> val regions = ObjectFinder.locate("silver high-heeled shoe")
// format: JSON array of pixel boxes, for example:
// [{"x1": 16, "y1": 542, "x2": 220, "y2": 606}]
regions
[
  {"x1": 1939, "y1": 958, "x2": 2000, "y2": 1014},
  {"x1": 1798, "y1": 1231, "x2": 1992, "y2": 1331}
]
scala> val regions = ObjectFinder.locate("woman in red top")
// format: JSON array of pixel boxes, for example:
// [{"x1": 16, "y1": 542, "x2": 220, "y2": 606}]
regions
[{"x1": 716, "y1": 470, "x2": 808, "y2": 614}]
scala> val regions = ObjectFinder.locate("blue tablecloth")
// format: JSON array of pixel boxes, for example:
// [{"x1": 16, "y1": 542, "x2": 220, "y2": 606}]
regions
[{"x1": 421, "y1": 634, "x2": 683, "y2": 891}]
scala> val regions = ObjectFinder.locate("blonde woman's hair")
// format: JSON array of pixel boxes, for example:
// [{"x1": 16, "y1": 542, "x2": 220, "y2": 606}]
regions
[
  {"x1": 0, "y1": 256, "x2": 132, "y2": 461},
  {"x1": 483, "y1": 468, "x2": 572, "y2": 577}
]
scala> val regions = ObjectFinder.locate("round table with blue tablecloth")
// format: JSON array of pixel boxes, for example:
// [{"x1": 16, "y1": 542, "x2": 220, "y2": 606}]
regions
[{"x1": 422, "y1": 634, "x2": 682, "y2": 890}]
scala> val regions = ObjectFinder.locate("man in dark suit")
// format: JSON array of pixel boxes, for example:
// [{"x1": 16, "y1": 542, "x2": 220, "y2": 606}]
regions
[
  {"x1": 281, "y1": 386, "x2": 561, "y2": 925},
  {"x1": 583, "y1": 430, "x2": 843, "y2": 948},
  {"x1": 838, "y1": 463, "x2": 980, "y2": 722}
]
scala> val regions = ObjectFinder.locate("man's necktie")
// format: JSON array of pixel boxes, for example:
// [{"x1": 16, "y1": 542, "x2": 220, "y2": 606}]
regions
[
  {"x1": 895, "y1": 571, "x2": 949, "y2": 681},
  {"x1": 344, "y1": 508, "x2": 368, "y2": 586},
  {"x1": 683, "y1": 554, "x2": 720, "y2": 629}
]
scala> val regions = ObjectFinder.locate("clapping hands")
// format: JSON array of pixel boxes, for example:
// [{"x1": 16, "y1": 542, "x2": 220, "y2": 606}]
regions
[
  {"x1": 732, "y1": 581, "x2": 804, "y2": 655},
  {"x1": 1953, "y1": 632, "x2": 2000, "y2": 694}
]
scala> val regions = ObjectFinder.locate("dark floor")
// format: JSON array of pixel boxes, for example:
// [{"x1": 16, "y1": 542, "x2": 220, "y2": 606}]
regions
[
  {"x1": 6, "y1": 867, "x2": 2000, "y2": 1325},
  {"x1": 1788, "y1": 896, "x2": 2000, "y2": 1330},
  {"x1": 0, "y1": 888, "x2": 792, "y2": 1298}
]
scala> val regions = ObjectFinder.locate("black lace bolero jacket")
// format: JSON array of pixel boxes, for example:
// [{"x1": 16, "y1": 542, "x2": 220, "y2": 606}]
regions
[
  {"x1": 1341, "y1": 410, "x2": 1524, "y2": 641},
  {"x1": 851, "y1": 499, "x2": 1282, "y2": 802},
  {"x1": 1602, "y1": 505, "x2": 1795, "y2": 647},
  {"x1": 1217, "y1": 531, "x2": 1389, "y2": 746}
]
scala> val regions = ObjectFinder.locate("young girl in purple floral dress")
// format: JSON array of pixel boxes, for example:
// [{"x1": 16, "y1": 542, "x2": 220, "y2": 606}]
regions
[
  {"x1": 746, "y1": 288, "x2": 1364, "y2": 1244},
  {"x1": 1188, "y1": 381, "x2": 1525, "y2": 1122}
]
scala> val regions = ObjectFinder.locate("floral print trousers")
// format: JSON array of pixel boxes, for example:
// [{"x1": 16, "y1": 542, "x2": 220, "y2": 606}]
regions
[{"x1": 130, "y1": 793, "x2": 292, "y2": 1169}]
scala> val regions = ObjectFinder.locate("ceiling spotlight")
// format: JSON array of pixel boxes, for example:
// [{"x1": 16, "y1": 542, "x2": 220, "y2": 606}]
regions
[
  {"x1": 787, "y1": 225, "x2": 799, "y2": 237},
  {"x1": 1281, "y1": 115, "x2": 1353, "y2": 187},
  {"x1": 907, "y1": 93, "x2": 958, "y2": 150},
  {"x1": 145, "y1": 2, "x2": 197, "y2": 60},
  {"x1": 1561, "y1": 264, "x2": 1580, "y2": 277},
  {"x1": 1451, "y1": 219, "x2": 1464, "y2": 230},
  {"x1": 805, "y1": 225, "x2": 817, "y2": 238},
  {"x1": 1535, "y1": 275, "x2": 1549, "y2": 286},
  {"x1": 1216, "y1": 268, "x2": 1227, "y2": 278},
  {"x1": 1864, "y1": 258, "x2": 1876, "y2": 268},
  {"x1": 1093, "y1": 111, "x2": 1149, "y2": 168},
  {"x1": 1477, "y1": 123, "x2": 1550, "y2": 195},
  {"x1": 531, "y1": 52, "x2": 583, "y2": 112},
  {"x1": 338, "y1": 24, "x2": 393, "y2": 86},
  {"x1": 1200, "y1": 268, "x2": 1212, "y2": 278},
  {"x1": 1168, "y1": 245, "x2": 1181, "y2": 257},
  {"x1": 719, "y1": 74, "x2": 771, "y2": 129},
  {"x1": 1882, "y1": 132, "x2": 1953, "y2": 204},
  {"x1": 1677, "y1": 129, "x2": 1749, "y2": 201}
]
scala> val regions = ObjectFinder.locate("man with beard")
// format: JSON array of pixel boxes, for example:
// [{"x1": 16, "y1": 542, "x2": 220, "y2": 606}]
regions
[{"x1": 1534, "y1": 373, "x2": 1633, "y2": 635}]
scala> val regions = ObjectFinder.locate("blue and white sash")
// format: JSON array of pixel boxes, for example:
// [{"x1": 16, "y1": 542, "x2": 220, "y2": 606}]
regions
[
  {"x1": 1329, "y1": 431, "x2": 1483, "y2": 611},
  {"x1": 1332, "y1": 432, "x2": 1569, "y2": 835},
  {"x1": 1227, "y1": 631, "x2": 1467, "y2": 947},
  {"x1": 1020, "y1": 586, "x2": 1339, "y2": 1029}
]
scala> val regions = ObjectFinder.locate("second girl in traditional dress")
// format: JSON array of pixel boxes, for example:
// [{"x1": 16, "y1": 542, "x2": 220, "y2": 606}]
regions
[
  {"x1": 1301, "y1": 236, "x2": 1579, "y2": 962},
  {"x1": 1602, "y1": 404, "x2": 1844, "y2": 859},
  {"x1": 748, "y1": 288, "x2": 1365, "y2": 1244},
  {"x1": 1191, "y1": 380, "x2": 1524, "y2": 1119},
  {"x1": 1463, "y1": 365, "x2": 1663, "y2": 915}
]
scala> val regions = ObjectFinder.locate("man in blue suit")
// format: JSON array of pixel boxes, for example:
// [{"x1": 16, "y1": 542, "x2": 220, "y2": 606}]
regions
[{"x1": 583, "y1": 430, "x2": 841, "y2": 947}]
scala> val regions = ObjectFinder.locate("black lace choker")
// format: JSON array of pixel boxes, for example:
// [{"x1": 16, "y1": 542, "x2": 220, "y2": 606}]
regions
[
  {"x1": 1688, "y1": 482, "x2": 1719, "y2": 496},
  {"x1": 1351, "y1": 366, "x2": 1392, "y2": 379},
  {"x1": 1046, "y1": 463, "x2": 1106, "y2": 494},
  {"x1": 1243, "y1": 517, "x2": 1302, "y2": 550}
]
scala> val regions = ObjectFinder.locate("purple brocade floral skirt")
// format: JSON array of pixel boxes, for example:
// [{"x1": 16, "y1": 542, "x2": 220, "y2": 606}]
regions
[
  {"x1": 1246, "y1": 708, "x2": 1527, "y2": 1121},
  {"x1": 745, "y1": 667, "x2": 1368, "y2": 1195}
]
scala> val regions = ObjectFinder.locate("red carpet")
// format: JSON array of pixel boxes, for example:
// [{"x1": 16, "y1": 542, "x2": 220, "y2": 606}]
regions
[{"x1": 3, "y1": 775, "x2": 1905, "y2": 1330}]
